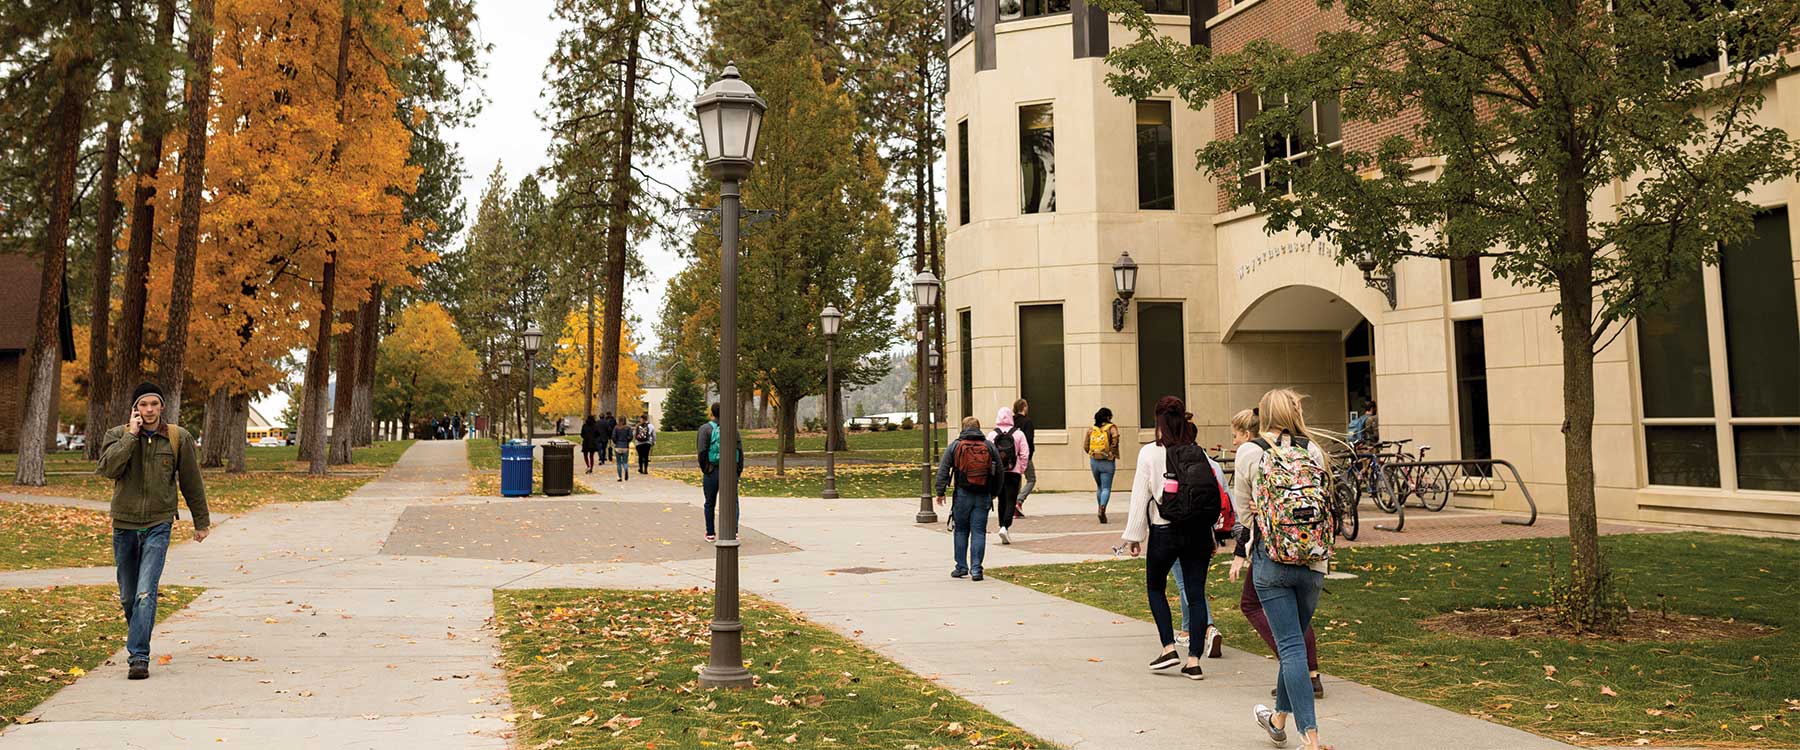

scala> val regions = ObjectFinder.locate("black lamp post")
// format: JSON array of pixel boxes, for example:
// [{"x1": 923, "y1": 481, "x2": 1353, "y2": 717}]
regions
[
  {"x1": 821, "y1": 305, "x2": 842, "y2": 500},
  {"x1": 522, "y1": 325, "x2": 543, "y2": 446},
  {"x1": 1111, "y1": 251, "x2": 1139, "y2": 331},
  {"x1": 927, "y1": 343, "x2": 941, "y2": 466},
  {"x1": 695, "y1": 64, "x2": 765, "y2": 691},
  {"x1": 498, "y1": 360, "x2": 514, "y2": 441},
  {"x1": 489, "y1": 372, "x2": 501, "y2": 441},
  {"x1": 913, "y1": 270, "x2": 940, "y2": 524}
]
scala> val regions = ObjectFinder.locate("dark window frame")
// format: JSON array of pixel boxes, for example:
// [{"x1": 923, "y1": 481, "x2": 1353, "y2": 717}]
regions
[
  {"x1": 1019, "y1": 102, "x2": 1056, "y2": 215},
  {"x1": 1018, "y1": 304, "x2": 1067, "y2": 430},
  {"x1": 1136, "y1": 301, "x2": 1186, "y2": 428},
  {"x1": 957, "y1": 119, "x2": 971, "y2": 226},
  {"x1": 1136, "y1": 100, "x2": 1175, "y2": 210},
  {"x1": 1234, "y1": 91, "x2": 1342, "y2": 196}
]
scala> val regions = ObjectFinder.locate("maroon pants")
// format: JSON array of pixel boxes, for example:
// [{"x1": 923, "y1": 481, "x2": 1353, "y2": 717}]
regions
[{"x1": 1240, "y1": 561, "x2": 1319, "y2": 671}]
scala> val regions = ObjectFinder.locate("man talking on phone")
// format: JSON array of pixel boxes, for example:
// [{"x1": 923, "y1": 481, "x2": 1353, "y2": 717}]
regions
[{"x1": 96, "y1": 382, "x2": 211, "y2": 680}]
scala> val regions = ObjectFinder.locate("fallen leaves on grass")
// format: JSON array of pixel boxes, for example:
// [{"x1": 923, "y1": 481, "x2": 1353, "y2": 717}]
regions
[
  {"x1": 0, "y1": 585, "x2": 201, "y2": 727},
  {"x1": 0, "y1": 502, "x2": 114, "y2": 571}
]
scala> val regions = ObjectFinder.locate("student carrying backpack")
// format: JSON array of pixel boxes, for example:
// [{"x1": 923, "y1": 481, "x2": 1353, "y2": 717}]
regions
[
  {"x1": 934, "y1": 417, "x2": 1003, "y2": 581},
  {"x1": 990, "y1": 407, "x2": 1031, "y2": 545},
  {"x1": 1248, "y1": 435, "x2": 1333, "y2": 565},
  {"x1": 1087, "y1": 408, "x2": 1121, "y2": 523}
]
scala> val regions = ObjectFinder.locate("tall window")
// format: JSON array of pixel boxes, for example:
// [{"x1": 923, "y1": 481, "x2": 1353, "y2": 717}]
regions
[
  {"x1": 950, "y1": 0, "x2": 976, "y2": 41},
  {"x1": 957, "y1": 119, "x2": 971, "y2": 226},
  {"x1": 1450, "y1": 255, "x2": 1482, "y2": 300},
  {"x1": 999, "y1": 0, "x2": 1071, "y2": 20},
  {"x1": 1137, "y1": 302, "x2": 1185, "y2": 428},
  {"x1": 1344, "y1": 320, "x2": 1375, "y2": 413},
  {"x1": 1138, "y1": 0, "x2": 1187, "y2": 11},
  {"x1": 1136, "y1": 101, "x2": 1175, "y2": 210},
  {"x1": 1018, "y1": 304, "x2": 1066, "y2": 429},
  {"x1": 1638, "y1": 208, "x2": 1800, "y2": 492},
  {"x1": 959, "y1": 309, "x2": 973, "y2": 420},
  {"x1": 1235, "y1": 92, "x2": 1342, "y2": 195},
  {"x1": 1454, "y1": 320, "x2": 1492, "y2": 464},
  {"x1": 1019, "y1": 104, "x2": 1055, "y2": 214}
]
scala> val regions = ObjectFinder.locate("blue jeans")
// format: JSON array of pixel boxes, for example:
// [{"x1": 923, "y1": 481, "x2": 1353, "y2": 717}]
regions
[
  {"x1": 113, "y1": 522, "x2": 172, "y2": 664},
  {"x1": 1171, "y1": 564, "x2": 1214, "y2": 634},
  {"x1": 950, "y1": 490, "x2": 992, "y2": 576},
  {"x1": 615, "y1": 448, "x2": 629, "y2": 480},
  {"x1": 1252, "y1": 545, "x2": 1325, "y2": 734},
  {"x1": 1090, "y1": 458, "x2": 1115, "y2": 507}
]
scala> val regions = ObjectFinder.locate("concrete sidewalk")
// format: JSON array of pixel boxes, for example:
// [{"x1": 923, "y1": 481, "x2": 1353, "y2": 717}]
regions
[{"x1": 0, "y1": 441, "x2": 523, "y2": 750}]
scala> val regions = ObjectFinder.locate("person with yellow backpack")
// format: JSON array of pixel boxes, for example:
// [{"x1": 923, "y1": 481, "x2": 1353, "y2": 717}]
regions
[{"x1": 1084, "y1": 407, "x2": 1121, "y2": 523}]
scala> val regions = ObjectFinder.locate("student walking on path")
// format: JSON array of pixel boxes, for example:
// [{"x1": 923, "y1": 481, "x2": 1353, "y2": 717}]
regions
[
  {"x1": 610, "y1": 418, "x2": 634, "y2": 482},
  {"x1": 580, "y1": 415, "x2": 602, "y2": 474},
  {"x1": 1234, "y1": 389, "x2": 1337, "y2": 750},
  {"x1": 95, "y1": 382, "x2": 212, "y2": 681},
  {"x1": 990, "y1": 407, "x2": 1030, "y2": 545},
  {"x1": 1011, "y1": 398, "x2": 1037, "y2": 515},
  {"x1": 1227, "y1": 408, "x2": 1323, "y2": 698},
  {"x1": 1170, "y1": 421, "x2": 1229, "y2": 656},
  {"x1": 696, "y1": 404, "x2": 744, "y2": 542},
  {"x1": 597, "y1": 412, "x2": 617, "y2": 463},
  {"x1": 1121, "y1": 396, "x2": 1221, "y2": 680},
  {"x1": 1085, "y1": 407, "x2": 1121, "y2": 523},
  {"x1": 934, "y1": 416, "x2": 1002, "y2": 581},
  {"x1": 633, "y1": 415, "x2": 656, "y2": 475}
]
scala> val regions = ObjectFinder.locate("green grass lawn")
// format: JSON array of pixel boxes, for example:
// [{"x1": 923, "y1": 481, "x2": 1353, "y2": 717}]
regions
[
  {"x1": 0, "y1": 503, "x2": 115, "y2": 571},
  {"x1": 493, "y1": 588, "x2": 1054, "y2": 749},
  {"x1": 1, "y1": 584, "x2": 203, "y2": 727},
  {"x1": 0, "y1": 440, "x2": 413, "y2": 476},
  {"x1": 4, "y1": 472, "x2": 375, "y2": 514},
  {"x1": 662, "y1": 463, "x2": 928, "y2": 498},
  {"x1": 993, "y1": 532, "x2": 1797, "y2": 748}
]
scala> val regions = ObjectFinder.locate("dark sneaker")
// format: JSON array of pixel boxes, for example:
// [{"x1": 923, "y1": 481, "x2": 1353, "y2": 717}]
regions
[
  {"x1": 1253, "y1": 704, "x2": 1287, "y2": 744},
  {"x1": 971, "y1": 573, "x2": 984, "y2": 581},
  {"x1": 1098, "y1": 507, "x2": 1108, "y2": 524},
  {"x1": 1312, "y1": 674, "x2": 1325, "y2": 698},
  {"x1": 951, "y1": 569, "x2": 968, "y2": 579},
  {"x1": 1148, "y1": 650, "x2": 1180, "y2": 671},
  {"x1": 128, "y1": 662, "x2": 148, "y2": 680},
  {"x1": 1181, "y1": 662, "x2": 1204, "y2": 680}
]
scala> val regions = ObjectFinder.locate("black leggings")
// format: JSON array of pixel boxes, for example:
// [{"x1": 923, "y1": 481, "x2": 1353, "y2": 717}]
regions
[
  {"x1": 997, "y1": 473, "x2": 1021, "y2": 528},
  {"x1": 636, "y1": 444, "x2": 651, "y2": 473},
  {"x1": 1146, "y1": 523, "x2": 1213, "y2": 652}
]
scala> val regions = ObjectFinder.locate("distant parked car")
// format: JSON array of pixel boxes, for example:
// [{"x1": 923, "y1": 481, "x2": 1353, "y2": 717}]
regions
[
  {"x1": 67, "y1": 435, "x2": 85, "y2": 452},
  {"x1": 255, "y1": 436, "x2": 283, "y2": 448}
]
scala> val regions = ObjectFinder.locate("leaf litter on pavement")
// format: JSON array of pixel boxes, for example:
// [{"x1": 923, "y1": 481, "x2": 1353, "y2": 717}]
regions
[
  {"x1": 494, "y1": 588, "x2": 1053, "y2": 749},
  {"x1": 0, "y1": 584, "x2": 203, "y2": 727}
]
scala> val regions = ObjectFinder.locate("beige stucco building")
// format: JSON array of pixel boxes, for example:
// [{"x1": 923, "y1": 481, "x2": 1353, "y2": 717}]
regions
[{"x1": 941, "y1": 0, "x2": 1800, "y2": 534}]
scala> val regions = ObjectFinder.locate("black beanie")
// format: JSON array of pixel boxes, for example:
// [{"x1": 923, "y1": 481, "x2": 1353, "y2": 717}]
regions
[{"x1": 130, "y1": 382, "x2": 164, "y2": 407}]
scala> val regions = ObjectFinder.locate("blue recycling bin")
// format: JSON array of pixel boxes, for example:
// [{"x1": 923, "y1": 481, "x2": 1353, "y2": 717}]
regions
[{"x1": 500, "y1": 440, "x2": 534, "y2": 497}]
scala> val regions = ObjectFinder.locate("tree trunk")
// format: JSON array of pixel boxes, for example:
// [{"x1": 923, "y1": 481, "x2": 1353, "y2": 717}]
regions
[
  {"x1": 14, "y1": 3, "x2": 94, "y2": 486},
  {"x1": 350, "y1": 288, "x2": 380, "y2": 446},
  {"x1": 305, "y1": 1, "x2": 353, "y2": 476},
  {"x1": 585, "y1": 283, "x2": 595, "y2": 417},
  {"x1": 1555, "y1": 104, "x2": 1608, "y2": 630},
  {"x1": 156, "y1": 0, "x2": 217, "y2": 425},
  {"x1": 85, "y1": 6, "x2": 131, "y2": 459},
  {"x1": 201, "y1": 388, "x2": 228, "y2": 467},
  {"x1": 776, "y1": 393, "x2": 793, "y2": 477},
  {"x1": 756, "y1": 389, "x2": 769, "y2": 429},
  {"x1": 329, "y1": 307, "x2": 357, "y2": 464},
  {"x1": 111, "y1": 0, "x2": 177, "y2": 420},
  {"x1": 597, "y1": 0, "x2": 643, "y2": 418},
  {"x1": 226, "y1": 392, "x2": 249, "y2": 473}
]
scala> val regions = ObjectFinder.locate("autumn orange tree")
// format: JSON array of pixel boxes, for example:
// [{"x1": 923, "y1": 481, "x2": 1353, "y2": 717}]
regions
[
  {"x1": 536, "y1": 305, "x2": 645, "y2": 422},
  {"x1": 373, "y1": 302, "x2": 479, "y2": 438}
]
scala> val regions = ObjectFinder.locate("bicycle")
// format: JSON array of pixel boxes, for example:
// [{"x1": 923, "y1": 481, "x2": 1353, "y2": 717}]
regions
[
  {"x1": 1327, "y1": 451, "x2": 1361, "y2": 541},
  {"x1": 1375, "y1": 439, "x2": 1452, "y2": 512}
]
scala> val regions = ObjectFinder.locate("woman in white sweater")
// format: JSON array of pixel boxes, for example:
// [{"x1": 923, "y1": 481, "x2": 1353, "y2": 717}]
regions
[{"x1": 1120, "y1": 396, "x2": 1228, "y2": 680}]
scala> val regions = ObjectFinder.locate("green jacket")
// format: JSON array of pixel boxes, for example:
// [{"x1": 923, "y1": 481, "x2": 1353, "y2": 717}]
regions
[{"x1": 96, "y1": 423, "x2": 210, "y2": 531}]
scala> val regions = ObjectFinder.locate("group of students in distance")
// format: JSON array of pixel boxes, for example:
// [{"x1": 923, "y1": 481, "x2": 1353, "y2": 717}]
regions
[{"x1": 933, "y1": 388, "x2": 1339, "y2": 750}]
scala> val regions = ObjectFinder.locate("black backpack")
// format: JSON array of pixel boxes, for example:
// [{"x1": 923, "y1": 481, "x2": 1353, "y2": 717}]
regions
[
  {"x1": 994, "y1": 427, "x2": 1020, "y2": 472},
  {"x1": 1154, "y1": 443, "x2": 1221, "y2": 527}
]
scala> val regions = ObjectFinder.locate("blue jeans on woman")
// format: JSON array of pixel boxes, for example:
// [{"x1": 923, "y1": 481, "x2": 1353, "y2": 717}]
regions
[
  {"x1": 1090, "y1": 458, "x2": 1115, "y2": 508},
  {"x1": 1251, "y1": 545, "x2": 1325, "y2": 735},
  {"x1": 113, "y1": 522, "x2": 172, "y2": 665},
  {"x1": 615, "y1": 447, "x2": 630, "y2": 480},
  {"x1": 949, "y1": 490, "x2": 992, "y2": 576}
]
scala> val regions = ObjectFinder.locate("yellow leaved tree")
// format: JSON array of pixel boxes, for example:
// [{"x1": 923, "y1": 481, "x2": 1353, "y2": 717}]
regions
[{"x1": 536, "y1": 304, "x2": 645, "y2": 421}]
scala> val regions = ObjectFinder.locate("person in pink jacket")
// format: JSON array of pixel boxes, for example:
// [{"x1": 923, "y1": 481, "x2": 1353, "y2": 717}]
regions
[{"x1": 990, "y1": 406, "x2": 1031, "y2": 545}]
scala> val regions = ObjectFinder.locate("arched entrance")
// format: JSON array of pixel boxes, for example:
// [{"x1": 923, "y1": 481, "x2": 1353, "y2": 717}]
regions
[{"x1": 1225, "y1": 285, "x2": 1378, "y2": 434}]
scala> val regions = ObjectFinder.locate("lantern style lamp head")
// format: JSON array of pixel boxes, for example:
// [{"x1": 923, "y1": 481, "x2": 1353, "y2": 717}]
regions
[
  {"x1": 522, "y1": 325, "x2": 543, "y2": 357},
  {"x1": 820, "y1": 305, "x2": 842, "y2": 338},
  {"x1": 1352, "y1": 249, "x2": 1398, "y2": 309},
  {"x1": 1112, "y1": 251, "x2": 1139, "y2": 300},
  {"x1": 912, "y1": 270, "x2": 941, "y2": 311},
  {"x1": 928, "y1": 344, "x2": 941, "y2": 369},
  {"x1": 694, "y1": 64, "x2": 767, "y2": 182},
  {"x1": 498, "y1": 360, "x2": 513, "y2": 377},
  {"x1": 1354, "y1": 250, "x2": 1379, "y2": 275}
]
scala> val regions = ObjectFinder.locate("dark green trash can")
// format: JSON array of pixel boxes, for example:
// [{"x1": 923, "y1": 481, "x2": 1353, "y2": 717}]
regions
[{"x1": 541, "y1": 440, "x2": 575, "y2": 496}]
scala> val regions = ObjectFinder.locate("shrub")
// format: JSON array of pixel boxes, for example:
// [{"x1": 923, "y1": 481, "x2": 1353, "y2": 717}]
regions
[
  {"x1": 901, "y1": 416, "x2": 915, "y2": 430},
  {"x1": 885, "y1": 422, "x2": 898, "y2": 432}
]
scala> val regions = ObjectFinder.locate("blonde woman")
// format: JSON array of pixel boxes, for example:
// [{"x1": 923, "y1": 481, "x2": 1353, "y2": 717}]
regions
[{"x1": 1232, "y1": 389, "x2": 1334, "y2": 750}]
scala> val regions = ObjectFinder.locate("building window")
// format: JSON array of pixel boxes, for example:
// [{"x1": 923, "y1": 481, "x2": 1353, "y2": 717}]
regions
[
  {"x1": 999, "y1": 0, "x2": 1071, "y2": 21},
  {"x1": 1450, "y1": 255, "x2": 1482, "y2": 300},
  {"x1": 1453, "y1": 319, "x2": 1491, "y2": 465},
  {"x1": 1637, "y1": 207, "x2": 1800, "y2": 492},
  {"x1": 1136, "y1": 101, "x2": 1175, "y2": 210},
  {"x1": 1672, "y1": 1, "x2": 1767, "y2": 77},
  {"x1": 950, "y1": 0, "x2": 975, "y2": 42},
  {"x1": 1344, "y1": 320, "x2": 1375, "y2": 413},
  {"x1": 957, "y1": 119, "x2": 971, "y2": 226},
  {"x1": 959, "y1": 309, "x2": 973, "y2": 420},
  {"x1": 1137, "y1": 0, "x2": 1188, "y2": 11},
  {"x1": 1235, "y1": 91, "x2": 1342, "y2": 195},
  {"x1": 1019, "y1": 103, "x2": 1055, "y2": 214},
  {"x1": 1137, "y1": 302, "x2": 1185, "y2": 428},
  {"x1": 1018, "y1": 304, "x2": 1066, "y2": 429}
]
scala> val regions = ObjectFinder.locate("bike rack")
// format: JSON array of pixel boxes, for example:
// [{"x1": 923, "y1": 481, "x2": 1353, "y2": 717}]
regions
[{"x1": 1372, "y1": 458, "x2": 1538, "y2": 532}]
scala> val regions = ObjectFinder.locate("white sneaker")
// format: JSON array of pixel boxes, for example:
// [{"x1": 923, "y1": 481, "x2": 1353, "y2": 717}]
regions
[
  {"x1": 1175, "y1": 631, "x2": 1190, "y2": 648},
  {"x1": 1205, "y1": 625, "x2": 1223, "y2": 658},
  {"x1": 998, "y1": 527, "x2": 1012, "y2": 545}
]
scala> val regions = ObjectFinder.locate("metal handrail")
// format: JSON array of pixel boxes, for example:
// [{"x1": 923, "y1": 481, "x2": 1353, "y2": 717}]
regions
[{"x1": 1371, "y1": 458, "x2": 1538, "y2": 532}]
